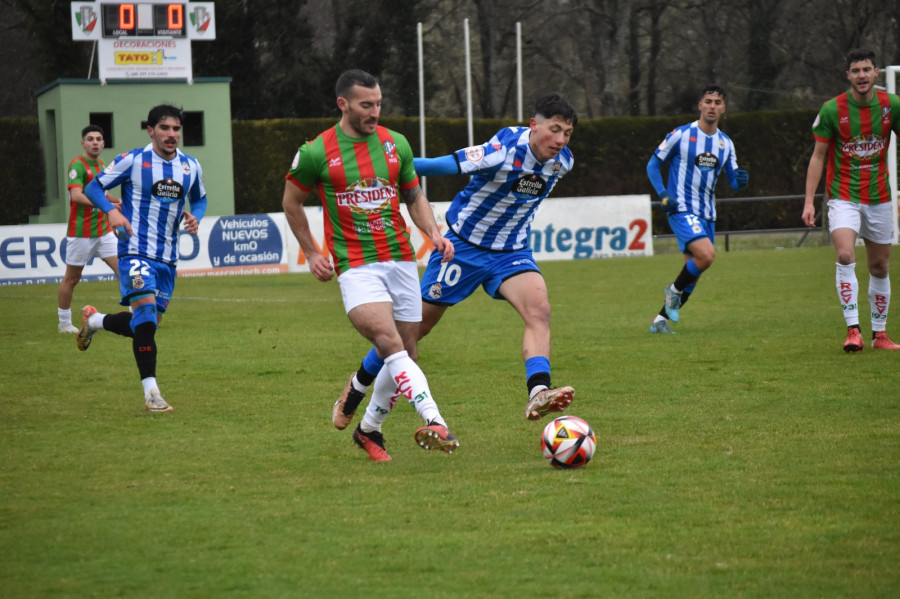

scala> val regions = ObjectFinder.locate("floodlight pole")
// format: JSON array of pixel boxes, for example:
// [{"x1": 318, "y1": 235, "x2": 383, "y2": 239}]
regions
[
  {"x1": 417, "y1": 22, "x2": 427, "y2": 194},
  {"x1": 888, "y1": 66, "x2": 899, "y2": 245}
]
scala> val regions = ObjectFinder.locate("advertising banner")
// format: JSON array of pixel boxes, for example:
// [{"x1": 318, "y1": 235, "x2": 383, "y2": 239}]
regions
[{"x1": 0, "y1": 196, "x2": 651, "y2": 285}]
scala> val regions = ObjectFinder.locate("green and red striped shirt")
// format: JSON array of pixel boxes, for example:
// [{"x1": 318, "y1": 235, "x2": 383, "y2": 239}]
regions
[
  {"x1": 812, "y1": 89, "x2": 900, "y2": 204},
  {"x1": 286, "y1": 125, "x2": 419, "y2": 275},
  {"x1": 66, "y1": 155, "x2": 112, "y2": 237}
]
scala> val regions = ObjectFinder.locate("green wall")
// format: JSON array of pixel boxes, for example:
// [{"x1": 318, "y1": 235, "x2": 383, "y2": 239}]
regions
[{"x1": 31, "y1": 78, "x2": 233, "y2": 224}]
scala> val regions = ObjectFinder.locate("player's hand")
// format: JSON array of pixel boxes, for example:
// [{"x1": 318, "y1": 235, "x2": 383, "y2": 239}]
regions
[
  {"x1": 659, "y1": 192, "x2": 676, "y2": 214},
  {"x1": 801, "y1": 202, "x2": 817, "y2": 227},
  {"x1": 182, "y1": 211, "x2": 199, "y2": 235},
  {"x1": 107, "y1": 208, "x2": 132, "y2": 238},
  {"x1": 307, "y1": 252, "x2": 335, "y2": 282},
  {"x1": 735, "y1": 168, "x2": 749, "y2": 189},
  {"x1": 433, "y1": 235, "x2": 454, "y2": 262}
]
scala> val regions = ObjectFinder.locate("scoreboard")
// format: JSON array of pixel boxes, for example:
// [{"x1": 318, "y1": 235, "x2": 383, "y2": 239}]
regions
[
  {"x1": 71, "y1": 1, "x2": 215, "y2": 82},
  {"x1": 100, "y1": 3, "x2": 188, "y2": 38}
]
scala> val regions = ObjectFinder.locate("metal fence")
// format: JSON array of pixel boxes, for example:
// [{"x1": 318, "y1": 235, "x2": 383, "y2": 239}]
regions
[{"x1": 651, "y1": 194, "x2": 826, "y2": 251}]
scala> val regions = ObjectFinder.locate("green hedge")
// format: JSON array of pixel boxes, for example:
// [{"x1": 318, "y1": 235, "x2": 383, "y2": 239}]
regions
[
  {"x1": 0, "y1": 119, "x2": 46, "y2": 226},
  {"x1": 3, "y1": 110, "x2": 820, "y2": 231}
]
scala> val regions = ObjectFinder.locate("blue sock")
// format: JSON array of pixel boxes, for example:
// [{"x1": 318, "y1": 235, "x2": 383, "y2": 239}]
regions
[
  {"x1": 361, "y1": 347, "x2": 385, "y2": 378},
  {"x1": 686, "y1": 258, "x2": 703, "y2": 278},
  {"x1": 525, "y1": 356, "x2": 550, "y2": 380},
  {"x1": 525, "y1": 356, "x2": 551, "y2": 392}
]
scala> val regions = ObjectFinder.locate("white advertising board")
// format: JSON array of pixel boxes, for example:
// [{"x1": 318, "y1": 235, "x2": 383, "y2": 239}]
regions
[{"x1": 0, "y1": 196, "x2": 651, "y2": 285}]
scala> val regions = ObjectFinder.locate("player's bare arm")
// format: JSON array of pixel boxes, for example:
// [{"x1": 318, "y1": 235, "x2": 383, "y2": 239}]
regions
[
  {"x1": 401, "y1": 185, "x2": 454, "y2": 262},
  {"x1": 803, "y1": 141, "x2": 829, "y2": 227},
  {"x1": 282, "y1": 181, "x2": 334, "y2": 281}
]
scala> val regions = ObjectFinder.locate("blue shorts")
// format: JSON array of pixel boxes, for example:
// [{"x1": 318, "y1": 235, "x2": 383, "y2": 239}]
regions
[
  {"x1": 667, "y1": 212, "x2": 716, "y2": 254},
  {"x1": 421, "y1": 229, "x2": 541, "y2": 305},
  {"x1": 117, "y1": 255, "x2": 176, "y2": 312}
]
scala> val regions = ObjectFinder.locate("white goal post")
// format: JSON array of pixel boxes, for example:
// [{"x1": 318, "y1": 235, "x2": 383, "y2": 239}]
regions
[{"x1": 887, "y1": 66, "x2": 899, "y2": 245}]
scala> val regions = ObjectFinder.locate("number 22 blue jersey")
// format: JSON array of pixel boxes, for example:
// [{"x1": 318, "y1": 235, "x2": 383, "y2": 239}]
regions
[
  {"x1": 94, "y1": 144, "x2": 206, "y2": 265},
  {"x1": 445, "y1": 126, "x2": 573, "y2": 251}
]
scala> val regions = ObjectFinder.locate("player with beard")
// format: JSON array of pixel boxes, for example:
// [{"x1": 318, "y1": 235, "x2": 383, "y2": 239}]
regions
[
  {"x1": 283, "y1": 69, "x2": 457, "y2": 461},
  {"x1": 76, "y1": 104, "x2": 207, "y2": 412},
  {"x1": 334, "y1": 93, "x2": 579, "y2": 433},
  {"x1": 803, "y1": 48, "x2": 900, "y2": 351}
]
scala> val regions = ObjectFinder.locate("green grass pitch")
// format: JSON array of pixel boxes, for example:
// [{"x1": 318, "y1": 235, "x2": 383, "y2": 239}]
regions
[{"x1": 1, "y1": 245, "x2": 897, "y2": 597}]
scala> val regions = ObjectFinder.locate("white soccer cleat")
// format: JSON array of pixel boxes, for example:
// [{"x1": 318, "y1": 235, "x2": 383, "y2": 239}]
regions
[
  {"x1": 525, "y1": 386, "x2": 574, "y2": 421},
  {"x1": 145, "y1": 388, "x2": 174, "y2": 412},
  {"x1": 76, "y1": 305, "x2": 99, "y2": 351},
  {"x1": 58, "y1": 323, "x2": 80, "y2": 334}
]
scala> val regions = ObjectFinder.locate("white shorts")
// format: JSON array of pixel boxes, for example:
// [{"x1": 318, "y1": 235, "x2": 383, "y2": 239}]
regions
[
  {"x1": 338, "y1": 261, "x2": 422, "y2": 322},
  {"x1": 65, "y1": 232, "x2": 118, "y2": 266},
  {"x1": 828, "y1": 199, "x2": 895, "y2": 244}
]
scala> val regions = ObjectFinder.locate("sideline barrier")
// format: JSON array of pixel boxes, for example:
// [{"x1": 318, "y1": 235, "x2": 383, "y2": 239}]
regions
[{"x1": 0, "y1": 196, "x2": 651, "y2": 285}]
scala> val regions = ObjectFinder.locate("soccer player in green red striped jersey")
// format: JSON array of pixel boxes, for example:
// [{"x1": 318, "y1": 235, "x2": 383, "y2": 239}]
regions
[
  {"x1": 803, "y1": 48, "x2": 900, "y2": 352},
  {"x1": 56, "y1": 125, "x2": 120, "y2": 333},
  {"x1": 282, "y1": 69, "x2": 459, "y2": 461}
]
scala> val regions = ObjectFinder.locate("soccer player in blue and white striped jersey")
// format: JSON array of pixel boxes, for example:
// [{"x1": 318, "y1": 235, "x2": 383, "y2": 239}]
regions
[
  {"x1": 647, "y1": 85, "x2": 748, "y2": 334},
  {"x1": 76, "y1": 104, "x2": 208, "y2": 412},
  {"x1": 333, "y1": 94, "x2": 578, "y2": 437}
]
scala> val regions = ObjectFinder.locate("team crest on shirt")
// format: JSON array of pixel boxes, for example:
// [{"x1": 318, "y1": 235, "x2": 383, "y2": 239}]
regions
[
  {"x1": 68, "y1": 169, "x2": 78, "y2": 180},
  {"x1": 883, "y1": 106, "x2": 891, "y2": 125},
  {"x1": 337, "y1": 177, "x2": 396, "y2": 214},
  {"x1": 182, "y1": 162, "x2": 191, "y2": 175},
  {"x1": 694, "y1": 151, "x2": 718, "y2": 171},
  {"x1": 511, "y1": 174, "x2": 547, "y2": 199},
  {"x1": 383, "y1": 140, "x2": 397, "y2": 164},
  {"x1": 152, "y1": 178, "x2": 184, "y2": 203},
  {"x1": 551, "y1": 161, "x2": 561, "y2": 175},
  {"x1": 132, "y1": 274, "x2": 145, "y2": 290},
  {"x1": 464, "y1": 146, "x2": 485, "y2": 162},
  {"x1": 427, "y1": 282, "x2": 443, "y2": 300}
]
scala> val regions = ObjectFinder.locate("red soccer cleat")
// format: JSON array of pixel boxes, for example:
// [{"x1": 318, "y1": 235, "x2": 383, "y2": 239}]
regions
[
  {"x1": 843, "y1": 327, "x2": 864, "y2": 353},
  {"x1": 352, "y1": 425, "x2": 391, "y2": 462},
  {"x1": 872, "y1": 331, "x2": 900, "y2": 350}
]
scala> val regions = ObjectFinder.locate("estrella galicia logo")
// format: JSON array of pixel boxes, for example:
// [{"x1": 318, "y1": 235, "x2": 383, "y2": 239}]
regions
[
  {"x1": 511, "y1": 174, "x2": 547, "y2": 199},
  {"x1": 694, "y1": 151, "x2": 719, "y2": 171},
  {"x1": 152, "y1": 178, "x2": 184, "y2": 203}
]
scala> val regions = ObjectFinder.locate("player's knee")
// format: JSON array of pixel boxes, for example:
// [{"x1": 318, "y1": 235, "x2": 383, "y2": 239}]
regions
[
  {"x1": 870, "y1": 262, "x2": 889, "y2": 279},
  {"x1": 524, "y1": 300, "x2": 552, "y2": 328},
  {"x1": 130, "y1": 303, "x2": 158, "y2": 333},
  {"x1": 835, "y1": 248, "x2": 856, "y2": 265}
]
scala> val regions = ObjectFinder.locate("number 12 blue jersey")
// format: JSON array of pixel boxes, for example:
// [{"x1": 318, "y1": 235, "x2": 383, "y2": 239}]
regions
[{"x1": 653, "y1": 121, "x2": 738, "y2": 221}]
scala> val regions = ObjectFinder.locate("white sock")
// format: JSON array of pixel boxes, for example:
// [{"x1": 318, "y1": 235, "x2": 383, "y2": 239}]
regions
[
  {"x1": 88, "y1": 311, "x2": 107, "y2": 330},
  {"x1": 58, "y1": 308, "x2": 72, "y2": 325},
  {"x1": 141, "y1": 377, "x2": 158, "y2": 396},
  {"x1": 529, "y1": 385, "x2": 548, "y2": 401},
  {"x1": 385, "y1": 350, "x2": 443, "y2": 425},
  {"x1": 360, "y1": 368, "x2": 397, "y2": 433},
  {"x1": 869, "y1": 275, "x2": 890, "y2": 333},
  {"x1": 350, "y1": 375, "x2": 368, "y2": 394},
  {"x1": 835, "y1": 263, "x2": 859, "y2": 326}
]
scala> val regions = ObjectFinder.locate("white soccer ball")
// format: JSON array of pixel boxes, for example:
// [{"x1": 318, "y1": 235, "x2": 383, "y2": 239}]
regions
[{"x1": 541, "y1": 415, "x2": 596, "y2": 469}]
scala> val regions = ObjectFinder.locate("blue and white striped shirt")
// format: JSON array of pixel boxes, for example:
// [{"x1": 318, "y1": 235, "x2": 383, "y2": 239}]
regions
[
  {"x1": 653, "y1": 121, "x2": 738, "y2": 221},
  {"x1": 94, "y1": 144, "x2": 206, "y2": 265},
  {"x1": 446, "y1": 126, "x2": 573, "y2": 251}
]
